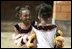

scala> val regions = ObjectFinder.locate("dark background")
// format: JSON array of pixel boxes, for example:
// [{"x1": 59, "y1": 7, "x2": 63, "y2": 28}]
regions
[{"x1": 1, "y1": 1, "x2": 46, "y2": 21}]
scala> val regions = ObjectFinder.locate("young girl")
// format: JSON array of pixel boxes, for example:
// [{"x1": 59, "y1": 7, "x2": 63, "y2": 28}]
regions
[
  {"x1": 12, "y1": 6, "x2": 37, "y2": 48},
  {"x1": 32, "y1": 3, "x2": 64, "y2": 48}
]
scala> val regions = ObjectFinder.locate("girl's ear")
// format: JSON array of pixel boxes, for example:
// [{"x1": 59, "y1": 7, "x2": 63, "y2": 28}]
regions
[
  {"x1": 18, "y1": 15, "x2": 21, "y2": 20},
  {"x1": 20, "y1": 17, "x2": 21, "y2": 20},
  {"x1": 18, "y1": 13, "x2": 21, "y2": 19}
]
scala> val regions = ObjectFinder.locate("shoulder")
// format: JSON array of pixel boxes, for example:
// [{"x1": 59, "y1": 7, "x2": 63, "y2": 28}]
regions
[
  {"x1": 13, "y1": 23, "x2": 20, "y2": 33},
  {"x1": 14, "y1": 23, "x2": 21, "y2": 30}
]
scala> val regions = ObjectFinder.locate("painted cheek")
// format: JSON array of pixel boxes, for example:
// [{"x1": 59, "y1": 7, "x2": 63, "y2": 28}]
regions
[{"x1": 27, "y1": 16, "x2": 29, "y2": 19}]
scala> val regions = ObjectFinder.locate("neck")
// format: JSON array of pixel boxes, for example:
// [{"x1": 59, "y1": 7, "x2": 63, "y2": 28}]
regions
[
  {"x1": 21, "y1": 22, "x2": 31, "y2": 29},
  {"x1": 39, "y1": 19, "x2": 53, "y2": 26},
  {"x1": 39, "y1": 20, "x2": 47, "y2": 26}
]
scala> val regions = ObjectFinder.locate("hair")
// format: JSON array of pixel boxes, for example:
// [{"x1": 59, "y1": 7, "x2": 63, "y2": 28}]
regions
[
  {"x1": 43, "y1": 1, "x2": 53, "y2": 7},
  {"x1": 36, "y1": 2, "x2": 53, "y2": 21},
  {"x1": 15, "y1": 5, "x2": 30, "y2": 18}
]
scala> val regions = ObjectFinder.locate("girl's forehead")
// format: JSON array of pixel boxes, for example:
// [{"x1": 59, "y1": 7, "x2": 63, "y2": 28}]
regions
[{"x1": 22, "y1": 10, "x2": 30, "y2": 14}]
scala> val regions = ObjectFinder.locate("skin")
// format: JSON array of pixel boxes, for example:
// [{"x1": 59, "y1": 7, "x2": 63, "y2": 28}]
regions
[
  {"x1": 19, "y1": 9, "x2": 31, "y2": 29},
  {"x1": 38, "y1": 16, "x2": 52, "y2": 26}
]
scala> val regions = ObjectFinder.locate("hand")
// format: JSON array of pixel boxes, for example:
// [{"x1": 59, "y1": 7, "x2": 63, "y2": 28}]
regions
[{"x1": 54, "y1": 36, "x2": 64, "y2": 48}]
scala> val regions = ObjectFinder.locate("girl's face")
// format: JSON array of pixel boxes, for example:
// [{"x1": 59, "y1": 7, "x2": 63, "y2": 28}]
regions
[{"x1": 20, "y1": 10, "x2": 31, "y2": 23}]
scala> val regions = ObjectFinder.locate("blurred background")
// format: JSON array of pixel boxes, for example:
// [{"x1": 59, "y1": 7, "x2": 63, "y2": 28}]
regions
[{"x1": 1, "y1": 1, "x2": 71, "y2": 48}]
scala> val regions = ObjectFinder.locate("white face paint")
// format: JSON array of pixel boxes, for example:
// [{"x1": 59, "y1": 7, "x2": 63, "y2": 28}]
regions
[
  {"x1": 22, "y1": 10, "x2": 30, "y2": 15},
  {"x1": 20, "y1": 9, "x2": 31, "y2": 24}
]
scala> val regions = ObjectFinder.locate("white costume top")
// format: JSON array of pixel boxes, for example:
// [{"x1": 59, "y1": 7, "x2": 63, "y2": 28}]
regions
[{"x1": 33, "y1": 26, "x2": 57, "y2": 48}]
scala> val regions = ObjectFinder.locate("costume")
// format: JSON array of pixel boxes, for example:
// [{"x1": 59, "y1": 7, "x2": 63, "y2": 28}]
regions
[
  {"x1": 32, "y1": 21, "x2": 64, "y2": 48},
  {"x1": 32, "y1": 24, "x2": 57, "y2": 48},
  {"x1": 12, "y1": 24, "x2": 37, "y2": 48}
]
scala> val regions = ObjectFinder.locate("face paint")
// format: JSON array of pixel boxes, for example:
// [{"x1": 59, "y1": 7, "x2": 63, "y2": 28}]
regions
[{"x1": 20, "y1": 10, "x2": 31, "y2": 25}]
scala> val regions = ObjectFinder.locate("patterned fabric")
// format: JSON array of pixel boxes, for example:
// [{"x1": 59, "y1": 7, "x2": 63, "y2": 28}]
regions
[
  {"x1": 33, "y1": 26, "x2": 57, "y2": 48},
  {"x1": 15, "y1": 24, "x2": 32, "y2": 33},
  {"x1": 12, "y1": 23, "x2": 64, "y2": 48},
  {"x1": 32, "y1": 26, "x2": 64, "y2": 48},
  {"x1": 12, "y1": 24, "x2": 37, "y2": 48}
]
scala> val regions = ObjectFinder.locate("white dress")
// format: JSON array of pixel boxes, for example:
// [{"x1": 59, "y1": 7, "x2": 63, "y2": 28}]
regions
[{"x1": 33, "y1": 26, "x2": 57, "y2": 48}]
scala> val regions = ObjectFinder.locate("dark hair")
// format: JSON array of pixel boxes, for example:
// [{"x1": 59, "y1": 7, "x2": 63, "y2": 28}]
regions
[
  {"x1": 36, "y1": 3, "x2": 53, "y2": 20},
  {"x1": 15, "y1": 5, "x2": 30, "y2": 18},
  {"x1": 43, "y1": 1, "x2": 53, "y2": 7}
]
